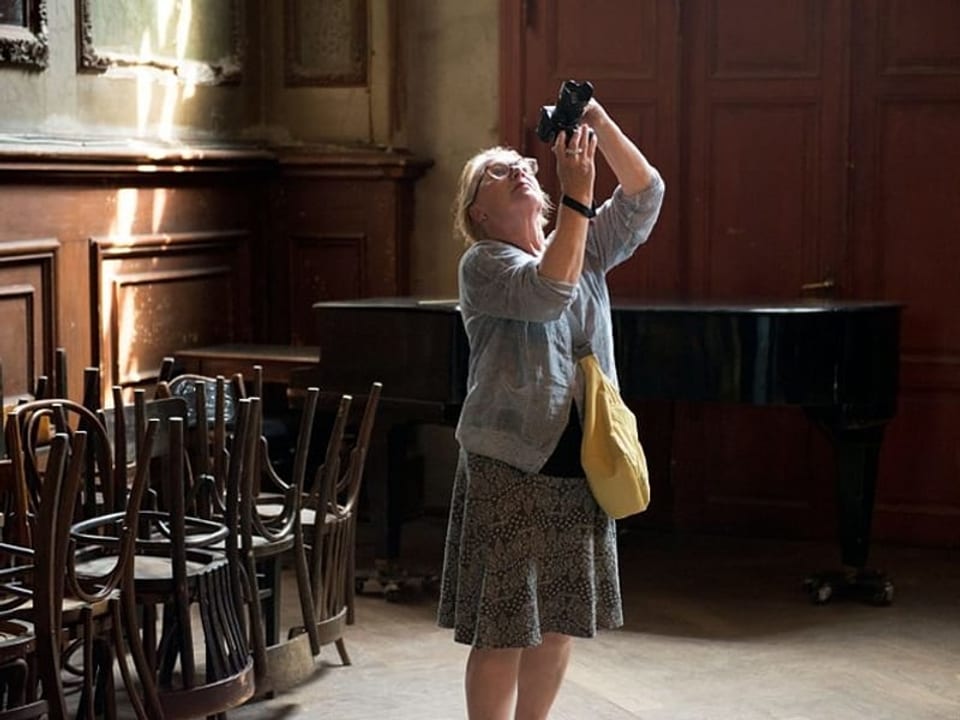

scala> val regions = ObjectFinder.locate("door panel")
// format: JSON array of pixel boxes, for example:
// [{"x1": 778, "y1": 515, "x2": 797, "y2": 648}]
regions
[
  {"x1": 850, "y1": 0, "x2": 960, "y2": 545},
  {"x1": 704, "y1": 103, "x2": 816, "y2": 298},
  {"x1": 514, "y1": 0, "x2": 680, "y2": 299},
  {"x1": 685, "y1": 0, "x2": 846, "y2": 300}
]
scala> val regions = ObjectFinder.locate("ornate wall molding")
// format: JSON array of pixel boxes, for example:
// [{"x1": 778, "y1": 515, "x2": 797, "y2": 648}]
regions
[
  {"x1": 76, "y1": 0, "x2": 244, "y2": 84},
  {"x1": 0, "y1": 0, "x2": 49, "y2": 69},
  {"x1": 284, "y1": 0, "x2": 368, "y2": 87}
]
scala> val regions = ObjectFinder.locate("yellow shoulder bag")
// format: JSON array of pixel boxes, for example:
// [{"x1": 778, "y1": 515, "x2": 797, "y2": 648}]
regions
[{"x1": 578, "y1": 352, "x2": 651, "y2": 519}]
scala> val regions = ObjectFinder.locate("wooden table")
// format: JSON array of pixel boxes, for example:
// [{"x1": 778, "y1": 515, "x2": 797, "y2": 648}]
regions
[{"x1": 174, "y1": 344, "x2": 321, "y2": 386}]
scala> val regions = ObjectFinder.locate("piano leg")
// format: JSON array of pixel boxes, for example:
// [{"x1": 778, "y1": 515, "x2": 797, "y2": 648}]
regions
[
  {"x1": 804, "y1": 419, "x2": 895, "y2": 605},
  {"x1": 355, "y1": 405, "x2": 444, "y2": 602}
]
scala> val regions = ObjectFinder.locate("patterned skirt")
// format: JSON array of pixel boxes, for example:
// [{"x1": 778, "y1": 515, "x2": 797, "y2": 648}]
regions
[{"x1": 437, "y1": 450, "x2": 623, "y2": 649}]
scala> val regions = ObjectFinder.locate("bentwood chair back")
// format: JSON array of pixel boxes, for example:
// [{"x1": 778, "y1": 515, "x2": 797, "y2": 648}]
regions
[
  {"x1": 93, "y1": 393, "x2": 255, "y2": 719},
  {"x1": 47, "y1": 423, "x2": 160, "y2": 720},
  {"x1": 3, "y1": 398, "x2": 120, "y2": 549},
  {"x1": 1, "y1": 420, "x2": 159, "y2": 720},
  {"x1": 0, "y1": 443, "x2": 66, "y2": 720},
  {"x1": 295, "y1": 382, "x2": 382, "y2": 665}
]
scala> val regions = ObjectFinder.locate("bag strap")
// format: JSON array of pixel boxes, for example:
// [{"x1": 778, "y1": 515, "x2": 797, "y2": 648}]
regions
[{"x1": 568, "y1": 311, "x2": 593, "y2": 361}]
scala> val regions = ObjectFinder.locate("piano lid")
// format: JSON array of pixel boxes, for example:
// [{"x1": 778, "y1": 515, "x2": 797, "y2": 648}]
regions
[
  {"x1": 314, "y1": 297, "x2": 460, "y2": 312},
  {"x1": 310, "y1": 297, "x2": 902, "y2": 415},
  {"x1": 314, "y1": 296, "x2": 902, "y2": 315}
]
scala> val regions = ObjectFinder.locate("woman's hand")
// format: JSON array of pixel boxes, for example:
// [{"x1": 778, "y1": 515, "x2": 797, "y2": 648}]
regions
[
  {"x1": 573, "y1": 94, "x2": 655, "y2": 196},
  {"x1": 552, "y1": 124, "x2": 598, "y2": 206},
  {"x1": 580, "y1": 97, "x2": 610, "y2": 131}
]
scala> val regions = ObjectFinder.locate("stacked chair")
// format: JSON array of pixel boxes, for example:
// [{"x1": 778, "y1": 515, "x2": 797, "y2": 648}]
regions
[
  {"x1": 3, "y1": 397, "x2": 161, "y2": 718},
  {"x1": 0, "y1": 355, "x2": 382, "y2": 717}
]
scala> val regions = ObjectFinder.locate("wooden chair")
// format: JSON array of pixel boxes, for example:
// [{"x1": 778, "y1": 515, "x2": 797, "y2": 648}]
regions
[
  {"x1": 239, "y1": 390, "x2": 333, "y2": 696},
  {"x1": 158, "y1": 373, "x2": 241, "y2": 501},
  {"x1": 0, "y1": 448, "x2": 63, "y2": 720},
  {"x1": 43, "y1": 425, "x2": 160, "y2": 720},
  {"x1": 166, "y1": 373, "x2": 329, "y2": 696},
  {"x1": 0, "y1": 418, "x2": 159, "y2": 720},
  {"x1": 292, "y1": 383, "x2": 382, "y2": 665},
  {"x1": 3, "y1": 397, "x2": 140, "y2": 719},
  {"x1": 74, "y1": 390, "x2": 255, "y2": 719}
]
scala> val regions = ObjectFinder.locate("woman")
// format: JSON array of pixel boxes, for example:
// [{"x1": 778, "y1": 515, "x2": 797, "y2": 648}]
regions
[{"x1": 438, "y1": 97, "x2": 665, "y2": 720}]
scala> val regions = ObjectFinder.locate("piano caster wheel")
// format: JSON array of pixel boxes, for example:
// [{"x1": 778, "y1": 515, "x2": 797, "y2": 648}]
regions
[
  {"x1": 383, "y1": 582, "x2": 404, "y2": 603},
  {"x1": 804, "y1": 570, "x2": 894, "y2": 606},
  {"x1": 422, "y1": 575, "x2": 440, "y2": 594},
  {"x1": 805, "y1": 579, "x2": 833, "y2": 605},
  {"x1": 871, "y1": 581, "x2": 894, "y2": 606}
]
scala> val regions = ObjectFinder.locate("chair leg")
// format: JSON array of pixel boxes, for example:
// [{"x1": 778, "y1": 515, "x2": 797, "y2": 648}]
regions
[
  {"x1": 293, "y1": 530, "x2": 322, "y2": 656},
  {"x1": 347, "y1": 539, "x2": 356, "y2": 625},
  {"x1": 261, "y1": 557, "x2": 283, "y2": 647},
  {"x1": 243, "y1": 551, "x2": 269, "y2": 681},
  {"x1": 334, "y1": 638, "x2": 352, "y2": 666},
  {"x1": 93, "y1": 638, "x2": 116, "y2": 720},
  {"x1": 141, "y1": 603, "x2": 158, "y2": 673},
  {"x1": 80, "y1": 609, "x2": 96, "y2": 720}
]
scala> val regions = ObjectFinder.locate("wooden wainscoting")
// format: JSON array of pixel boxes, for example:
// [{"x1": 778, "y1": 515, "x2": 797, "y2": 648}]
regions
[
  {"x1": 0, "y1": 141, "x2": 431, "y2": 404},
  {"x1": 0, "y1": 142, "x2": 272, "y2": 402}
]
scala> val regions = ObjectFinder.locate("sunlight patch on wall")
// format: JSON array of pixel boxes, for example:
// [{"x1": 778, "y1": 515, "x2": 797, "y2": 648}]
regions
[
  {"x1": 110, "y1": 188, "x2": 140, "y2": 241},
  {"x1": 152, "y1": 189, "x2": 168, "y2": 235}
]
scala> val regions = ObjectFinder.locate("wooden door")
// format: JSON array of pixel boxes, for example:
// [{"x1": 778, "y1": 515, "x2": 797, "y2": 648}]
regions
[
  {"x1": 848, "y1": 1, "x2": 960, "y2": 546},
  {"x1": 503, "y1": 0, "x2": 682, "y2": 527},
  {"x1": 509, "y1": 0, "x2": 960, "y2": 545},
  {"x1": 510, "y1": 0, "x2": 851, "y2": 539}
]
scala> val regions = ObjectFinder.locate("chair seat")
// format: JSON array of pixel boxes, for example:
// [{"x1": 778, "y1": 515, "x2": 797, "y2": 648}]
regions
[
  {"x1": 73, "y1": 555, "x2": 213, "y2": 600},
  {"x1": 256, "y1": 501, "x2": 337, "y2": 529},
  {"x1": 210, "y1": 533, "x2": 295, "y2": 555},
  {"x1": 13, "y1": 594, "x2": 113, "y2": 626},
  {"x1": 0, "y1": 619, "x2": 34, "y2": 662}
]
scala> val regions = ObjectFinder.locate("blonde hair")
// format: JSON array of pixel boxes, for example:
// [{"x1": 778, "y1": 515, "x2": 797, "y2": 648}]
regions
[{"x1": 452, "y1": 146, "x2": 553, "y2": 247}]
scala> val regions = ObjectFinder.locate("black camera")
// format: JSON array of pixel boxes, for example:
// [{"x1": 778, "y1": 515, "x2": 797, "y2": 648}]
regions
[{"x1": 535, "y1": 80, "x2": 594, "y2": 143}]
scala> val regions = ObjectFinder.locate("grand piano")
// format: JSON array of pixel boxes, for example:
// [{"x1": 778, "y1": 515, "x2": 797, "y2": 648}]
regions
[{"x1": 302, "y1": 297, "x2": 902, "y2": 602}]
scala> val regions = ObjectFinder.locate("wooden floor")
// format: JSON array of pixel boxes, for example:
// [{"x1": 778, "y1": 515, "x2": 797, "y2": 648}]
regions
[{"x1": 223, "y1": 518, "x2": 960, "y2": 720}]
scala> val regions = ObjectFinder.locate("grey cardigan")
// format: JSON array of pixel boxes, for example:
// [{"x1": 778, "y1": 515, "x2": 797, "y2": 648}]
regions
[{"x1": 455, "y1": 171, "x2": 665, "y2": 472}]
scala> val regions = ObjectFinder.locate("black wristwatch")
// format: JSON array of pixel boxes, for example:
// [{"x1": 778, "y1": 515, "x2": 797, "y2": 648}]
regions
[{"x1": 561, "y1": 194, "x2": 596, "y2": 219}]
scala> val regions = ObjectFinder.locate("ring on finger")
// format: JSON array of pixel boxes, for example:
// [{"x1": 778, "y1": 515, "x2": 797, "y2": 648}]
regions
[{"x1": 564, "y1": 148, "x2": 582, "y2": 156}]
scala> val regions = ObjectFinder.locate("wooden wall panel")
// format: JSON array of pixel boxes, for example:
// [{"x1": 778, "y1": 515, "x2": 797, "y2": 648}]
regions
[
  {"x1": 0, "y1": 238, "x2": 58, "y2": 402},
  {"x1": 91, "y1": 231, "x2": 251, "y2": 392},
  {"x1": 288, "y1": 232, "x2": 365, "y2": 342},
  {"x1": 0, "y1": 144, "x2": 428, "y2": 405},
  {"x1": 874, "y1": 395, "x2": 960, "y2": 546},
  {"x1": 551, "y1": 0, "x2": 655, "y2": 80},
  {"x1": 275, "y1": 149, "x2": 431, "y2": 345},
  {"x1": 872, "y1": 102, "x2": 960, "y2": 347},
  {"x1": 672, "y1": 405, "x2": 835, "y2": 539},
  {"x1": 676, "y1": 1, "x2": 848, "y2": 533},
  {"x1": 877, "y1": 0, "x2": 960, "y2": 73},
  {"x1": 687, "y1": 0, "x2": 845, "y2": 300}
]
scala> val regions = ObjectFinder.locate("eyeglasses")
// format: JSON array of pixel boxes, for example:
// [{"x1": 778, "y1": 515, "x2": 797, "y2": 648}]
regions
[
  {"x1": 483, "y1": 157, "x2": 538, "y2": 180},
  {"x1": 469, "y1": 157, "x2": 539, "y2": 208}
]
